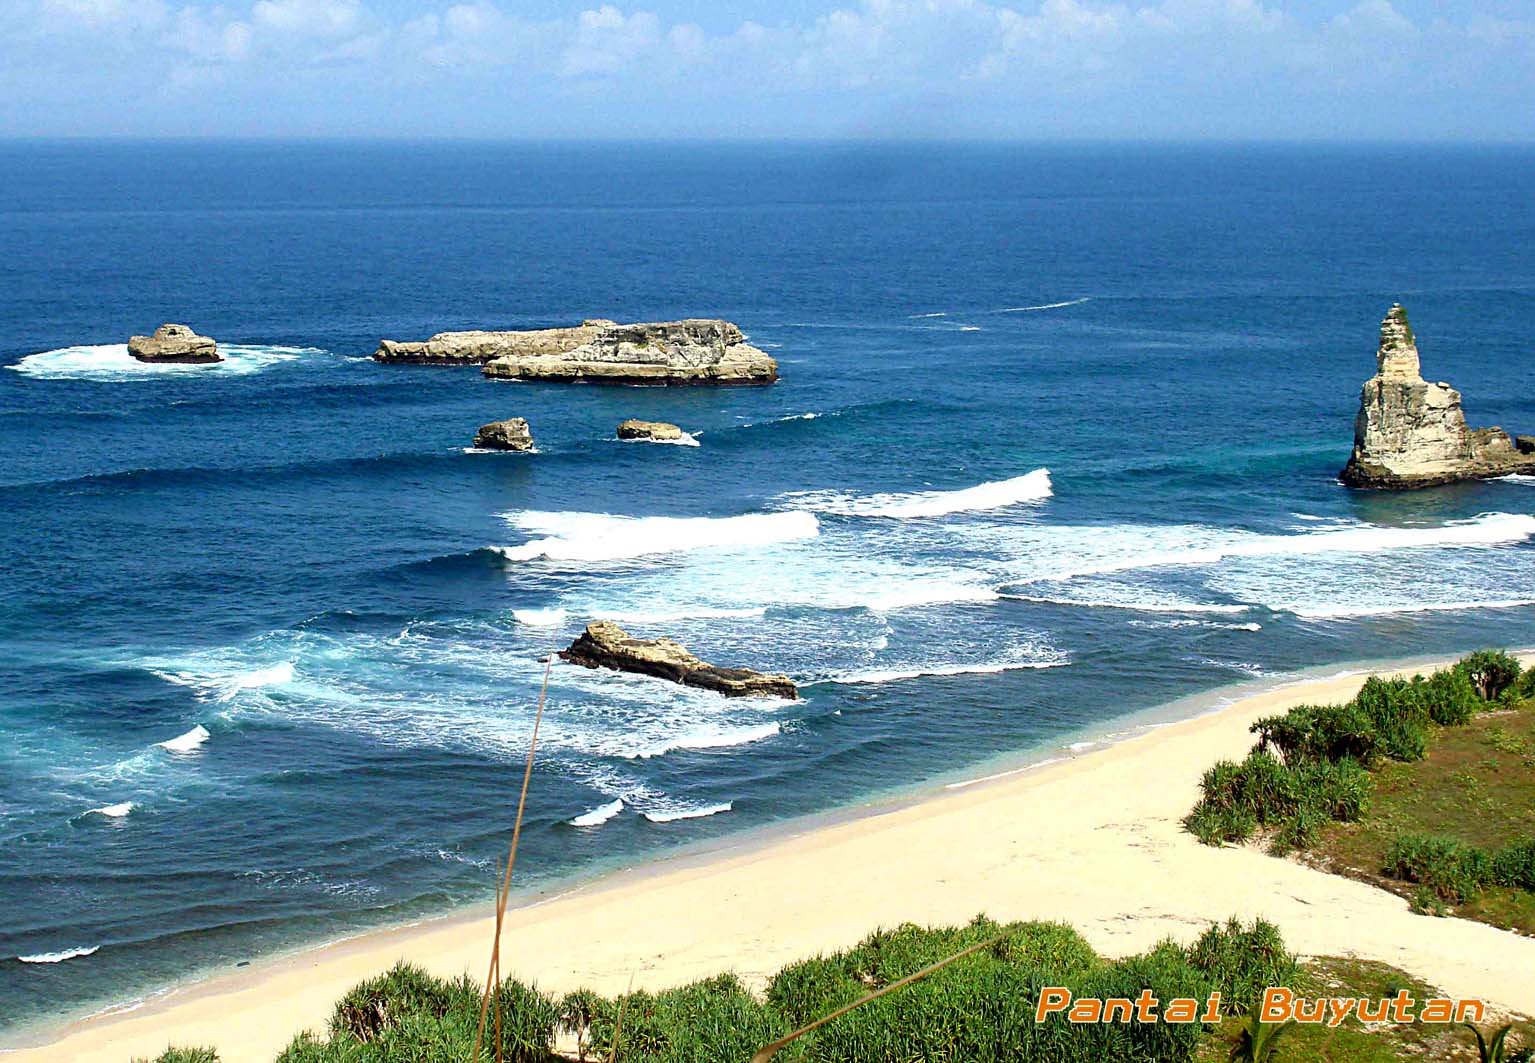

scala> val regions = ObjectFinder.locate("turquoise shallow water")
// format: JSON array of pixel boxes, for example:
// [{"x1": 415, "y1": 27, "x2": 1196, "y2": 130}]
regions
[{"x1": 1, "y1": 140, "x2": 1533, "y2": 1035}]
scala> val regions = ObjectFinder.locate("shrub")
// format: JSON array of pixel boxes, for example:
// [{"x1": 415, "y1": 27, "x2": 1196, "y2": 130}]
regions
[
  {"x1": 329, "y1": 962, "x2": 459, "y2": 1042},
  {"x1": 1385, "y1": 833, "x2": 1495, "y2": 903},
  {"x1": 1492, "y1": 840, "x2": 1535, "y2": 891},
  {"x1": 1349, "y1": 677, "x2": 1429, "y2": 761},
  {"x1": 1293, "y1": 757, "x2": 1371, "y2": 822},
  {"x1": 1455, "y1": 651, "x2": 1525, "y2": 702},
  {"x1": 766, "y1": 954, "x2": 865, "y2": 1028},
  {"x1": 1419, "y1": 668, "x2": 1481, "y2": 725},
  {"x1": 1253, "y1": 702, "x2": 1378, "y2": 765},
  {"x1": 996, "y1": 921, "x2": 1100, "y2": 978},
  {"x1": 135, "y1": 1051, "x2": 220, "y2": 1063},
  {"x1": 1183, "y1": 918, "x2": 1298, "y2": 1016},
  {"x1": 589, "y1": 974, "x2": 784, "y2": 1063}
]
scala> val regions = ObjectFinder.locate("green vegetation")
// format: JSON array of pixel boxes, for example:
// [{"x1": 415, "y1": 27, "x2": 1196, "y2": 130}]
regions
[
  {"x1": 132, "y1": 917, "x2": 1534, "y2": 1063},
  {"x1": 1185, "y1": 651, "x2": 1535, "y2": 930}
]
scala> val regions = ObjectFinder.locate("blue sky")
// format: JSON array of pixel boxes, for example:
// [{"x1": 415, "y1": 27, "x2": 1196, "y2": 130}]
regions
[{"x1": 3, "y1": 0, "x2": 1533, "y2": 139}]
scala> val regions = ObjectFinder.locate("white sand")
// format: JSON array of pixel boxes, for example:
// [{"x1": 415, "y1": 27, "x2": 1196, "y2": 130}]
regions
[{"x1": 10, "y1": 656, "x2": 1535, "y2": 1062}]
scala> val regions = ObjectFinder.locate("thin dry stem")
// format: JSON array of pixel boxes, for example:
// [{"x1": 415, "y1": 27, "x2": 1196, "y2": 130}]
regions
[{"x1": 472, "y1": 654, "x2": 553, "y2": 1063}]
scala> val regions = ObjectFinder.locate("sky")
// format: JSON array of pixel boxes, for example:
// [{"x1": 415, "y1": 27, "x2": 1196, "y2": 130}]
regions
[{"x1": 2, "y1": 0, "x2": 1533, "y2": 139}]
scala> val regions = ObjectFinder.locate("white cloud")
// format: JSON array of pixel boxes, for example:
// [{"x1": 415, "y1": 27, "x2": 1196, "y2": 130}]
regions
[
  {"x1": 250, "y1": 0, "x2": 362, "y2": 36},
  {"x1": 561, "y1": 6, "x2": 662, "y2": 76}
]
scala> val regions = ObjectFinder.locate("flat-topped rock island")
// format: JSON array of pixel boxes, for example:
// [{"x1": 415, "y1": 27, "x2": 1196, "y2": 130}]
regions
[{"x1": 374, "y1": 318, "x2": 777, "y2": 385}]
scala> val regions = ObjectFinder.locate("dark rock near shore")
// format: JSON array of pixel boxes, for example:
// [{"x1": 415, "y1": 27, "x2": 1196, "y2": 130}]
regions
[
  {"x1": 1340, "y1": 304, "x2": 1535, "y2": 489},
  {"x1": 128, "y1": 324, "x2": 220, "y2": 364},
  {"x1": 472, "y1": 418, "x2": 534, "y2": 451},
  {"x1": 559, "y1": 621, "x2": 797, "y2": 698}
]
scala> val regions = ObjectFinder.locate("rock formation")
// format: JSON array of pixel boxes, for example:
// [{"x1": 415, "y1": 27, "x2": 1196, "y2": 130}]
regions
[
  {"x1": 374, "y1": 320, "x2": 616, "y2": 366},
  {"x1": 128, "y1": 324, "x2": 220, "y2": 364},
  {"x1": 560, "y1": 621, "x2": 797, "y2": 698},
  {"x1": 1340, "y1": 305, "x2": 1535, "y2": 489},
  {"x1": 472, "y1": 418, "x2": 534, "y2": 452},
  {"x1": 373, "y1": 318, "x2": 777, "y2": 384},
  {"x1": 616, "y1": 419, "x2": 684, "y2": 442}
]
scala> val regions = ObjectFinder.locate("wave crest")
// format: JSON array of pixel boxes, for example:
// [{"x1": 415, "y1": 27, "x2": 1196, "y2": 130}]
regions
[{"x1": 495, "y1": 511, "x2": 819, "y2": 563}]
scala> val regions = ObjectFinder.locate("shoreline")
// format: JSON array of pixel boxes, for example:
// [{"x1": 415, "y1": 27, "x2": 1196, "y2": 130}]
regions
[{"x1": 9, "y1": 649, "x2": 1535, "y2": 1061}]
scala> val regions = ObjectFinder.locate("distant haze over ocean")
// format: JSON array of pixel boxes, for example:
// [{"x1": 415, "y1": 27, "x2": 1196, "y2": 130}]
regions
[{"x1": 1, "y1": 140, "x2": 1533, "y2": 1036}]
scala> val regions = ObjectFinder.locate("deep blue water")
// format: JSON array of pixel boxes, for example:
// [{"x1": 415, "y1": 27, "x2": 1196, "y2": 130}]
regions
[{"x1": 2, "y1": 141, "x2": 1534, "y2": 1036}]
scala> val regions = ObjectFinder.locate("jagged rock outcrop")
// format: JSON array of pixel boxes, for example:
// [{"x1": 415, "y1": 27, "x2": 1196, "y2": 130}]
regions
[
  {"x1": 616, "y1": 419, "x2": 684, "y2": 442},
  {"x1": 1340, "y1": 305, "x2": 1535, "y2": 489},
  {"x1": 374, "y1": 320, "x2": 616, "y2": 365},
  {"x1": 128, "y1": 324, "x2": 220, "y2": 364},
  {"x1": 472, "y1": 418, "x2": 534, "y2": 452},
  {"x1": 482, "y1": 319, "x2": 777, "y2": 386},
  {"x1": 560, "y1": 621, "x2": 797, "y2": 698}
]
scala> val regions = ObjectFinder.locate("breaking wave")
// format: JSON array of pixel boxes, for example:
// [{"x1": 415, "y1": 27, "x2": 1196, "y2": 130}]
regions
[
  {"x1": 620, "y1": 431, "x2": 700, "y2": 448},
  {"x1": 642, "y1": 802, "x2": 732, "y2": 823},
  {"x1": 156, "y1": 725, "x2": 210, "y2": 754},
  {"x1": 995, "y1": 298, "x2": 1091, "y2": 313},
  {"x1": 18, "y1": 946, "x2": 99, "y2": 964},
  {"x1": 824, "y1": 659, "x2": 1067, "y2": 685},
  {"x1": 788, "y1": 469, "x2": 1052, "y2": 519},
  {"x1": 7, "y1": 343, "x2": 315, "y2": 382},
  {"x1": 620, "y1": 722, "x2": 782, "y2": 760},
  {"x1": 495, "y1": 511, "x2": 819, "y2": 563},
  {"x1": 569, "y1": 798, "x2": 624, "y2": 827},
  {"x1": 82, "y1": 801, "x2": 135, "y2": 819}
]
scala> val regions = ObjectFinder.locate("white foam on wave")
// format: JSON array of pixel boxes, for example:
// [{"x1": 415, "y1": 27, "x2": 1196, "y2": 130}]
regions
[
  {"x1": 621, "y1": 722, "x2": 781, "y2": 760},
  {"x1": 18, "y1": 945, "x2": 99, "y2": 964},
  {"x1": 210, "y1": 661, "x2": 294, "y2": 702},
  {"x1": 7, "y1": 343, "x2": 311, "y2": 382},
  {"x1": 1009, "y1": 512, "x2": 1535, "y2": 584},
  {"x1": 620, "y1": 432, "x2": 701, "y2": 448},
  {"x1": 1291, "y1": 598, "x2": 1535, "y2": 620},
  {"x1": 595, "y1": 606, "x2": 766, "y2": 624},
  {"x1": 824, "y1": 658, "x2": 1067, "y2": 685},
  {"x1": 995, "y1": 297, "x2": 1091, "y2": 313},
  {"x1": 569, "y1": 798, "x2": 624, "y2": 827},
  {"x1": 84, "y1": 801, "x2": 135, "y2": 819},
  {"x1": 909, "y1": 312, "x2": 948, "y2": 318},
  {"x1": 790, "y1": 469, "x2": 1052, "y2": 519},
  {"x1": 1497, "y1": 474, "x2": 1535, "y2": 484},
  {"x1": 642, "y1": 802, "x2": 732, "y2": 823},
  {"x1": 495, "y1": 510, "x2": 819, "y2": 563},
  {"x1": 1000, "y1": 592, "x2": 1247, "y2": 614},
  {"x1": 513, "y1": 608, "x2": 568, "y2": 627},
  {"x1": 156, "y1": 725, "x2": 210, "y2": 754}
]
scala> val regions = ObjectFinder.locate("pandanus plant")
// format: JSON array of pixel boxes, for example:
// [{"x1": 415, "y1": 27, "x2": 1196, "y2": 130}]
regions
[
  {"x1": 1464, "y1": 1021, "x2": 1528, "y2": 1063},
  {"x1": 1228, "y1": 1013, "x2": 1295, "y2": 1063}
]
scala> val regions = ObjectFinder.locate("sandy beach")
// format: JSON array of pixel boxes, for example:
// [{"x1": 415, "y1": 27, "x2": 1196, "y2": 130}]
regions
[{"x1": 11, "y1": 654, "x2": 1535, "y2": 1063}]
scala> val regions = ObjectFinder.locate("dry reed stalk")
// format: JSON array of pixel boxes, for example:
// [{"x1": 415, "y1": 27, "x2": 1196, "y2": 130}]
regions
[
  {"x1": 472, "y1": 654, "x2": 553, "y2": 1063},
  {"x1": 750, "y1": 933, "x2": 1008, "y2": 1063},
  {"x1": 608, "y1": 972, "x2": 635, "y2": 1063}
]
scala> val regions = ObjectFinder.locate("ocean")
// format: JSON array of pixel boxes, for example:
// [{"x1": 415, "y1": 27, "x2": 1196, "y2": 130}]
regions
[{"x1": 1, "y1": 140, "x2": 1533, "y2": 1037}]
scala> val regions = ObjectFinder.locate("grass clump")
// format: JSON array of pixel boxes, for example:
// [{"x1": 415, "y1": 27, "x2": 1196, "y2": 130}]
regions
[
  {"x1": 135, "y1": 1051, "x2": 220, "y2": 1063},
  {"x1": 1384, "y1": 833, "x2": 1495, "y2": 904}
]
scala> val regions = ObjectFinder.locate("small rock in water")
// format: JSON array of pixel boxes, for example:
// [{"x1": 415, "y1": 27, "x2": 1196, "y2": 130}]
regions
[
  {"x1": 616, "y1": 419, "x2": 684, "y2": 442},
  {"x1": 560, "y1": 621, "x2": 797, "y2": 699},
  {"x1": 127, "y1": 323, "x2": 220, "y2": 364},
  {"x1": 472, "y1": 418, "x2": 534, "y2": 452}
]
